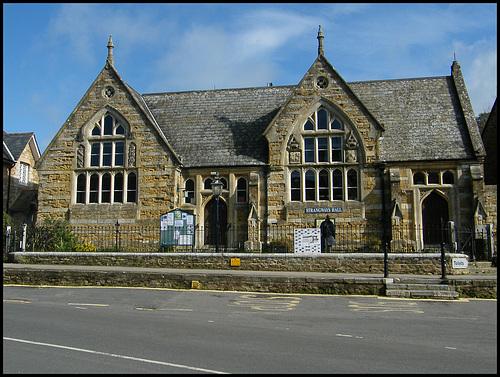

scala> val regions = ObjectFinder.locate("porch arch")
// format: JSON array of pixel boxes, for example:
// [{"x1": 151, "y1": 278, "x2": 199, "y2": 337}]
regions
[
  {"x1": 421, "y1": 190, "x2": 449, "y2": 245},
  {"x1": 203, "y1": 196, "x2": 228, "y2": 246}
]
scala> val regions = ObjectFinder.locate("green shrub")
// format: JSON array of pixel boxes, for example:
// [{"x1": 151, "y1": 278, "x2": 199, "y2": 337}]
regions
[
  {"x1": 73, "y1": 242, "x2": 97, "y2": 252},
  {"x1": 36, "y1": 217, "x2": 78, "y2": 252}
]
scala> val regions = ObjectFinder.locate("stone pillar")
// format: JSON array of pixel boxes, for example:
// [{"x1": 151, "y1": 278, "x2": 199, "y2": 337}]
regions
[{"x1": 245, "y1": 173, "x2": 262, "y2": 252}]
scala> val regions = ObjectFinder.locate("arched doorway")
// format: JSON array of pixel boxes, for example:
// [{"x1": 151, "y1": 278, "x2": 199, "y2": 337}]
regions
[
  {"x1": 422, "y1": 191, "x2": 449, "y2": 245},
  {"x1": 204, "y1": 197, "x2": 227, "y2": 246}
]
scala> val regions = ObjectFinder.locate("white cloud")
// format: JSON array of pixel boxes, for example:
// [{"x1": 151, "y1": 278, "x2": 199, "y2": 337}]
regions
[
  {"x1": 150, "y1": 24, "x2": 274, "y2": 91},
  {"x1": 148, "y1": 8, "x2": 320, "y2": 91},
  {"x1": 235, "y1": 9, "x2": 318, "y2": 59},
  {"x1": 467, "y1": 48, "x2": 497, "y2": 114},
  {"x1": 46, "y1": 3, "x2": 101, "y2": 65},
  {"x1": 45, "y1": 4, "x2": 170, "y2": 66}
]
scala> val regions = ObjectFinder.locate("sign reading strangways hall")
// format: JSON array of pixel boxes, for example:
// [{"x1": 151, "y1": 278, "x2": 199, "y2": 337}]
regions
[{"x1": 305, "y1": 207, "x2": 343, "y2": 214}]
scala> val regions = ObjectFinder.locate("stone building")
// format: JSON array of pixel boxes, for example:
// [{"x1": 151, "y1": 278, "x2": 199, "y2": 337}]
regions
[
  {"x1": 35, "y1": 28, "x2": 495, "y2": 252},
  {"x1": 3, "y1": 132, "x2": 41, "y2": 225}
]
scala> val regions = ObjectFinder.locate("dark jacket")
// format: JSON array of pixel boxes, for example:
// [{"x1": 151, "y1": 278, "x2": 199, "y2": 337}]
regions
[{"x1": 320, "y1": 219, "x2": 334, "y2": 237}]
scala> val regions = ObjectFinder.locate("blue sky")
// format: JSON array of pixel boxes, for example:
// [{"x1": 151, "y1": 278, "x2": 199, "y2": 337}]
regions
[{"x1": 3, "y1": 3, "x2": 497, "y2": 153}]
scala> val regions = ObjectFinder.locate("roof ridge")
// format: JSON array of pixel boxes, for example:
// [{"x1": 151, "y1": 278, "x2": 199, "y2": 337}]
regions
[
  {"x1": 141, "y1": 85, "x2": 296, "y2": 97},
  {"x1": 3, "y1": 131, "x2": 35, "y2": 136},
  {"x1": 348, "y1": 75, "x2": 449, "y2": 85}
]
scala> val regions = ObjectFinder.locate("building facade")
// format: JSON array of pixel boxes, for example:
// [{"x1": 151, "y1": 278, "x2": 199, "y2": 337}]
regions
[
  {"x1": 3, "y1": 132, "x2": 40, "y2": 225},
  {"x1": 35, "y1": 29, "x2": 495, "y2": 252}
]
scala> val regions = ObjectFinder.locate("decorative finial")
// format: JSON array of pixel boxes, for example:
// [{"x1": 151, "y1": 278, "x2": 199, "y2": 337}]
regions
[
  {"x1": 107, "y1": 35, "x2": 114, "y2": 66},
  {"x1": 317, "y1": 25, "x2": 324, "y2": 56}
]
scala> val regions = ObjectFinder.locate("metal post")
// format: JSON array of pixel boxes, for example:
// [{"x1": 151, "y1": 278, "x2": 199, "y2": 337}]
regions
[
  {"x1": 115, "y1": 220, "x2": 120, "y2": 252},
  {"x1": 379, "y1": 163, "x2": 389, "y2": 278},
  {"x1": 5, "y1": 226, "x2": 11, "y2": 254},
  {"x1": 440, "y1": 218, "x2": 447, "y2": 281},
  {"x1": 384, "y1": 242, "x2": 389, "y2": 278},
  {"x1": 21, "y1": 223, "x2": 27, "y2": 252},
  {"x1": 216, "y1": 195, "x2": 219, "y2": 254},
  {"x1": 441, "y1": 241, "x2": 447, "y2": 281}
]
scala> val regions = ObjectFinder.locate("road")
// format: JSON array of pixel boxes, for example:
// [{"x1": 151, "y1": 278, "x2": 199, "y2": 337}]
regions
[{"x1": 3, "y1": 285, "x2": 497, "y2": 374}]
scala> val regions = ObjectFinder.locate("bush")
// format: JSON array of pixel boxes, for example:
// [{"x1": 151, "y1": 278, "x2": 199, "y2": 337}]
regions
[
  {"x1": 3, "y1": 211, "x2": 14, "y2": 248},
  {"x1": 33, "y1": 217, "x2": 78, "y2": 252},
  {"x1": 73, "y1": 242, "x2": 97, "y2": 252},
  {"x1": 267, "y1": 238, "x2": 294, "y2": 253}
]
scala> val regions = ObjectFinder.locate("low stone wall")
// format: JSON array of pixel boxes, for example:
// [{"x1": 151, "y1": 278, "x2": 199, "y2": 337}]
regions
[
  {"x1": 3, "y1": 264, "x2": 496, "y2": 298},
  {"x1": 2, "y1": 267, "x2": 385, "y2": 296},
  {"x1": 9, "y1": 252, "x2": 469, "y2": 275},
  {"x1": 450, "y1": 279, "x2": 497, "y2": 299}
]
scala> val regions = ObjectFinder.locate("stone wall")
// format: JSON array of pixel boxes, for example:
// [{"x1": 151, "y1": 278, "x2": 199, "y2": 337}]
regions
[
  {"x1": 9, "y1": 252, "x2": 468, "y2": 275},
  {"x1": 4, "y1": 260, "x2": 495, "y2": 298},
  {"x1": 4, "y1": 142, "x2": 39, "y2": 214},
  {"x1": 483, "y1": 185, "x2": 497, "y2": 250},
  {"x1": 36, "y1": 64, "x2": 178, "y2": 226},
  {"x1": 264, "y1": 56, "x2": 382, "y2": 227}
]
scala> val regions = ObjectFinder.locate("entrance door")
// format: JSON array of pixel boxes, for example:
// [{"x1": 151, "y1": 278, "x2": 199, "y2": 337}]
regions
[
  {"x1": 204, "y1": 197, "x2": 227, "y2": 246},
  {"x1": 422, "y1": 191, "x2": 449, "y2": 245}
]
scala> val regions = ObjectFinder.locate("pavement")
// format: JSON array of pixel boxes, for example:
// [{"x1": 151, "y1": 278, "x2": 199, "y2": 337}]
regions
[
  {"x1": 3, "y1": 263, "x2": 497, "y2": 299},
  {"x1": 2, "y1": 262, "x2": 497, "y2": 281}
]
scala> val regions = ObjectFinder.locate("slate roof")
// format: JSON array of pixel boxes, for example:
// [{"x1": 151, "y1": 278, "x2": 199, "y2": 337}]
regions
[
  {"x1": 142, "y1": 86, "x2": 294, "y2": 168},
  {"x1": 139, "y1": 75, "x2": 476, "y2": 167},
  {"x1": 3, "y1": 133, "x2": 36, "y2": 161},
  {"x1": 9, "y1": 189, "x2": 37, "y2": 212},
  {"x1": 349, "y1": 76, "x2": 475, "y2": 162},
  {"x1": 3, "y1": 142, "x2": 16, "y2": 165}
]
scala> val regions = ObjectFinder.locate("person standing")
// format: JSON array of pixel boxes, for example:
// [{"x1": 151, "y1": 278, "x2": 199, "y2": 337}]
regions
[{"x1": 320, "y1": 215, "x2": 335, "y2": 252}]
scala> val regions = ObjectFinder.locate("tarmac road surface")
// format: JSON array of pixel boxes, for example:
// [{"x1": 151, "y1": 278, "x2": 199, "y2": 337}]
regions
[{"x1": 3, "y1": 286, "x2": 497, "y2": 374}]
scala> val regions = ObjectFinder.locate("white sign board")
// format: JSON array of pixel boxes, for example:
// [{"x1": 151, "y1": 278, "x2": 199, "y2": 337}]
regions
[
  {"x1": 452, "y1": 257, "x2": 468, "y2": 269},
  {"x1": 294, "y1": 228, "x2": 321, "y2": 253}
]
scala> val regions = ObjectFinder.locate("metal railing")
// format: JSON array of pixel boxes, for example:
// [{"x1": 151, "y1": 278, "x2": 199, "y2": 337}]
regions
[{"x1": 3, "y1": 220, "x2": 495, "y2": 260}]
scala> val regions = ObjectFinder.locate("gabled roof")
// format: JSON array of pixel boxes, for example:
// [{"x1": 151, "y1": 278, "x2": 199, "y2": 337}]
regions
[
  {"x1": 349, "y1": 76, "x2": 476, "y2": 162},
  {"x1": 37, "y1": 61, "x2": 182, "y2": 168},
  {"x1": 139, "y1": 71, "x2": 479, "y2": 166},
  {"x1": 3, "y1": 132, "x2": 40, "y2": 162},
  {"x1": 142, "y1": 86, "x2": 294, "y2": 168},
  {"x1": 4, "y1": 141, "x2": 16, "y2": 165}
]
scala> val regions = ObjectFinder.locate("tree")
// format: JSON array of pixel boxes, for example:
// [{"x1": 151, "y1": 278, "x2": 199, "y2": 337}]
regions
[{"x1": 476, "y1": 111, "x2": 491, "y2": 134}]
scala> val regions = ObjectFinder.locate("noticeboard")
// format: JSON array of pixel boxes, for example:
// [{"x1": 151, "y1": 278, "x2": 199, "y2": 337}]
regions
[
  {"x1": 294, "y1": 228, "x2": 321, "y2": 253},
  {"x1": 160, "y1": 209, "x2": 195, "y2": 246}
]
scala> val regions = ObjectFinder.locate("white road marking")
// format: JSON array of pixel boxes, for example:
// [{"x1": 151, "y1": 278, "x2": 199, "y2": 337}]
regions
[
  {"x1": 336, "y1": 333, "x2": 363, "y2": 339},
  {"x1": 229, "y1": 294, "x2": 301, "y2": 311},
  {"x1": 349, "y1": 300, "x2": 424, "y2": 313},
  {"x1": 68, "y1": 303, "x2": 109, "y2": 307},
  {"x1": 3, "y1": 337, "x2": 229, "y2": 374}
]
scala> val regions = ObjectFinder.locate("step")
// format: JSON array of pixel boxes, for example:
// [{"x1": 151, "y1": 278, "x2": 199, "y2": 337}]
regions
[
  {"x1": 468, "y1": 267, "x2": 497, "y2": 274},
  {"x1": 386, "y1": 283, "x2": 454, "y2": 291},
  {"x1": 385, "y1": 281, "x2": 459, "y2": 299},
  {"x1": 385, "y1": 289, "x2": 459, "y2": 299},
  {"x1": 469, "y1": 262, "x2": 497, "y2": 274},
  {"x1": 474, "y1": 261, "x2": 494, "y2": 268}
]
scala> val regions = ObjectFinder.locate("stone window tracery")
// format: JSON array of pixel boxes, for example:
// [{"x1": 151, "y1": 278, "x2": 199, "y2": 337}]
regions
[
  {"x1": 288, "y1": 106, "x2": 361, "y2": 202},
  {"x1": 74, "y1": 112, "x2": 136, "y2": 204},
  {"x1": 412, "y1": 170, "x2": 455, "y2": 186},
  {"x1": 237, "y1": 177, "x2": 248, "y2": 203}
]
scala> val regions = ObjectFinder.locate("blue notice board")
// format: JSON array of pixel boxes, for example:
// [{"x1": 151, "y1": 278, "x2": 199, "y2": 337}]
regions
[{"x1": 160, "y1": 209, "x2": 196, "y2": 246}]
